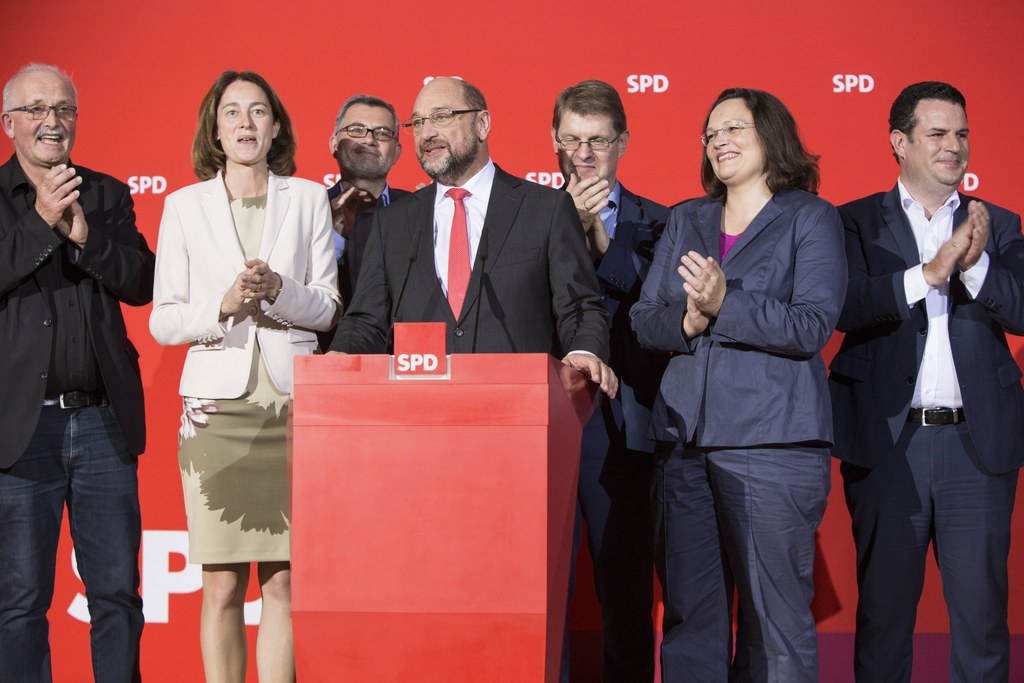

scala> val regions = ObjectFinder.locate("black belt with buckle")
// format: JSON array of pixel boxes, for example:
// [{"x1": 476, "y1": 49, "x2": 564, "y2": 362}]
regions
[
  {"x1": 907, "y1": 407, "x2": 965, "y2": 426},
  {"x1": 42, "y1": 391, "x2": 107, "y2": 409}
]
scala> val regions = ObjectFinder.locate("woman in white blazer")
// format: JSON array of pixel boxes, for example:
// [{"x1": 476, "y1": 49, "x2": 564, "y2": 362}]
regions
[{"x1": 150, "y1": 70, "x2": 339, "y2": 683}]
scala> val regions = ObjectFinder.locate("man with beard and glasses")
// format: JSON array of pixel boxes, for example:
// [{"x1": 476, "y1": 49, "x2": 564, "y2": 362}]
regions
[
  {"x1": 330, "y1": 77, "x2": 617, "y2": 399},
  {"x1": 0, "y1": 63, "x2": 153, "y2": 682},
  {"x1": 327, "y1": 95, "x2": 409, "y2": 307}
]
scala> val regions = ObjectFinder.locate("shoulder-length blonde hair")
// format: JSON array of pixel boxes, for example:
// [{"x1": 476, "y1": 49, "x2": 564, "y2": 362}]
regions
[{"x1": 191, "y1": 70, "x2": 297, "y2": 180}]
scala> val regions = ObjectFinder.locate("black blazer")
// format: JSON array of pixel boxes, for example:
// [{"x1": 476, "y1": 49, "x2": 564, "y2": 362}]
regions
[
  {"x1": 331, "y1": 165, "x2": 609, "y2": 359},
  {"x1": 327, "y1": 182, "x2": 411, "y2": 305},
  {"x1": 829, "y1": 186, "x2": 1024, "y2": 474},
  {"x1": 0, "y1": 156, "x2": 154, "y2": 467},
  {"x1": 593, "y1": 184, "x2": 669, "y2": 449}
]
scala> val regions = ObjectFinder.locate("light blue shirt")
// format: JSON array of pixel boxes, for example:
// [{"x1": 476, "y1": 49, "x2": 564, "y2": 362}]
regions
[
  {"x1": 599, "y1": 181, "x2": 622, "y2": 240},
  {"x1": 333, "y1": 184, "x2": 393, "y2": 260}
]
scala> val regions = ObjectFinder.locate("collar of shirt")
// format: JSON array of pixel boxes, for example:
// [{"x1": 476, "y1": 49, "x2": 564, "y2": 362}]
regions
[
  {"x1": 433, "y1": 159, "x2": 495, "y2": 212},
  {"x1": 433, "y1": 159, "x2": 495, "y2": 295},
  {"x1": 380, "y1": 184, "x2": 391, "y2": 207},
  {"x1": 599, "y1": 180, "x2": 621, "y2": 240},
  {"x1": 897, "y1": 178, "x2": 960, "y2": 261},
  {"x1": 0, "y1": 153, "x2": 38, "y2": 195},
  {"x1": 897, "y1": 177, "x2": 960, "y2": 219}
]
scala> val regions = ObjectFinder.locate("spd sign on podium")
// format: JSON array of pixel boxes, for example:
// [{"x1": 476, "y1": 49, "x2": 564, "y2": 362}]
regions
[{"x1": 290, "y1": 326, "x2": 595, "y2": 681}]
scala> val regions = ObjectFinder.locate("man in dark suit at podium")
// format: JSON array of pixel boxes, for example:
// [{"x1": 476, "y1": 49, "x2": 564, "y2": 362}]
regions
[
  {"x1": 331, "y1": 77, "x2": 617, "y2": 397},
  {"x1": 326, "y1": 94, "x2": 409, "y2": 306},
  {"x1": 551, "y1": 80, "x2": 668, "y2": 682},
  {"x1": 829, "y1": 81, "x2": 1024, "y2": 682}
]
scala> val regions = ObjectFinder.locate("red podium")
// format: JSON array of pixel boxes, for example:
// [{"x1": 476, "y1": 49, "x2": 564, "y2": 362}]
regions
[{"x1": 291, "y1": 351, "x2": 595, "y2": 682}]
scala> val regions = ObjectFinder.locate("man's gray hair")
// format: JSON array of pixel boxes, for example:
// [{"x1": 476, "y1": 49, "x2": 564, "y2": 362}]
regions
[
  {"x1": 333, "y1": 94, "x2": 399, "y2": 133},
  {"x1": 3, "y1": 63, "x2": 77, "y2": 111}
]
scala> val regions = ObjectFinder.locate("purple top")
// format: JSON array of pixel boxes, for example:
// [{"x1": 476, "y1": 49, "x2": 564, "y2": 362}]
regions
[{"x1": 720, "y1": 231, "x2": 741, "y2": 259}]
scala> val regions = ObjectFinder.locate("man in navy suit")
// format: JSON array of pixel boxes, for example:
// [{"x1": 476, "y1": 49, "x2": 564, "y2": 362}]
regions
[
  {"x1": 551, "y1": 80, "x2": 668, "y2": 682},
  {"x1": 327, "y1": 95, "x2": 410, "y2": 305},
  {"x1": 830, "y1": 81, "x2": 1024, "y2": 682},
  {"x1": 321, "y1": 95, "x2": 409, "y2": 350}
]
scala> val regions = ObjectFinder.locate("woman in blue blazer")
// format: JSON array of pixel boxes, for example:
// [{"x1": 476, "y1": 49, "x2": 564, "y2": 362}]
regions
[{"x1": 631, "y1": 88, "x2": 846, "y2": 682}]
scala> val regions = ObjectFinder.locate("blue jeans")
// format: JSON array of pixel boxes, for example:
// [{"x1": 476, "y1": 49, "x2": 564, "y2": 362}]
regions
[{"x1": 0, "y1": 404, "x2": 143, "y2": 683}]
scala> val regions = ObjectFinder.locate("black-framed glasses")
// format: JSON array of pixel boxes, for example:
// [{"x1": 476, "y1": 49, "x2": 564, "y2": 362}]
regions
[
  {"x1": 701, "y1": 123, "x2": 754, "y2": 146},
  {"x1": 555, "y1": 134, "x2": 622, "y2": 152},
  {"x1": 401, "y1": 109, "x2": 482, "y2": 133},
  {"x1": 336, "y1": 124, "x2": 397, "y2": 142},
  {"x1": 5, "y1": 104, "x2": 79, "y2": 121}
]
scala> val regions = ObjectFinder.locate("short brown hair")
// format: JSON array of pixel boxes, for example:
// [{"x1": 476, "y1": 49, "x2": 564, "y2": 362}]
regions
[
  {"x1": 888, "y1": 81, "x2": 966, "y2": 163},
  {"x1": 552, "y1": 80, "x2": 626, "y2": 135},
  {"x1": 191, "y1": 70, "x2": 296, "y2": 180},
  {"x1": 457, "y1": 79, "x2": 487, "y2": 112},
  {"x1": 700, "y1": 88, "x2": 819, "y2": 200}
]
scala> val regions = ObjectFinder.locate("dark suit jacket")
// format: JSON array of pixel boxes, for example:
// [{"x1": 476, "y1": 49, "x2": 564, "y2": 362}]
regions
[
  {"x1": 592, "y1": 184, "x2": 669, "y2": 450},
  {"x1": 829, "y1": 186, "x2": 1024, "y2": 474},
  {"x1": 331, "y1": 165, "x2": 609, "y2": 359},
  {"x1": 0, "y1": 155, "x2": 154, "y2": 467},
  {"x1": 631, "y1": 189, "x2": 846, "y2": 447},
  {"x1": 327, "y1": 181, "x2": 411, "y2": 305}
]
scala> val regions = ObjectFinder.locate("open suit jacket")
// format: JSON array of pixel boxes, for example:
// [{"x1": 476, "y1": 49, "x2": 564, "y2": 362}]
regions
[
  {"x1": 631, "y1": 189, "x2": 846, "y2": 447},
  {"x1": 829, "y1": 186, "x2": 1024, "y2": 474},
  {"x1": 0, "y1": 156, "x2": 154, "y2": 467},
  {"x1": 150, "y1": 171, "x2": 339, "y2": 397},
  {"x1": 326, "y1": 181, "x2": 411, "y2": 306},
  {"x1": 331, "y1": 165, "x2": 609, "y2": 360},
  {"x1": 594, "y1": 184, "x2": 669, "y2": 449}
]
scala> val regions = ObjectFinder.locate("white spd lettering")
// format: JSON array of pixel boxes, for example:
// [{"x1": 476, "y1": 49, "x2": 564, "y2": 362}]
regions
[
  {"x1": 525, "y1": 171, "x2": 565, "y2": 188},
  {"x1": 832, "y1": 74, "x2": 874, "y2": 93},
  {"x1": 422, "y1": 76, "x2": 464, "y2": 85},
  {"x1": 626, "y1": 75, "x2": 669, "y2": 93},
  {"x1": 396, "y1": 353, "x2": 439, "y2": 372},
  {"x1": 127, "y1": 176, "x2": 167, "y2": 194},
  {"x1": 67, "y1": 530, "x2": 263, "y2": 625}
]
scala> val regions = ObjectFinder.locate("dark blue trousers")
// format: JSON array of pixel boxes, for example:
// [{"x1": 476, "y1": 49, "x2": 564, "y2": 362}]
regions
[
  {"x1": 843, "y1": 421, "x2": 1018, "y2": 683},
  {"x1": 0, "y1": 404, "x2": 143, "y2": 683},
  {"x1": 562, "y1": 396, "x2": 655, "y2": 682},
  {"x1": 655, "y1": 444, "x2": 830, "y2": 683}
]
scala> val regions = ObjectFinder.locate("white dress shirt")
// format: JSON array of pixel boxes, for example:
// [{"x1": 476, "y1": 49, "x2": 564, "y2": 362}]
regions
[
  {"x1": 433, "y1": 160, "x2": 495, "y2": 297},
  {"x1": 898, "y1": 179, "x2": 989, "y2": 408}
]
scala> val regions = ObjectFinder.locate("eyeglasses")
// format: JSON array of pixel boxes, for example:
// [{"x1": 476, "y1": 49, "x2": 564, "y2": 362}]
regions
[
  {"x1": 5, "y1": 104, "x2": 79, "y2": 121},
  {"x1": 401, "y1": 109, "x2": 482, "y2": 133},
  {"x1": 336, "y1": 124, "x2": 397, "y2": 142},
  {"x1": 701, "y1": 123, "x2": 754, "y2": 146},
  {"x1": 555, "y1": 134, "x2": 621, "y2": 152}
]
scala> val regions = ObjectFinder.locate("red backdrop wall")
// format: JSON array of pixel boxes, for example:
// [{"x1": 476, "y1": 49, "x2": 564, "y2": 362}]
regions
[{"x1": 4, "y1": 0, "x2": 1023, "y2": 680}]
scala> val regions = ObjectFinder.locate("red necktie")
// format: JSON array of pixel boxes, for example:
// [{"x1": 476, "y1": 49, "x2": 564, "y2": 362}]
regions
[{"x1": 446, "y1": 188, "x2": 472, "y2": 317}]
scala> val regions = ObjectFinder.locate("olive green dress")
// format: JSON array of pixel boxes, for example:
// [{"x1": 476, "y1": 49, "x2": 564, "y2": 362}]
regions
[{"x1": 177, "y1": 195, "x2": 292, "y2": 564}]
